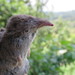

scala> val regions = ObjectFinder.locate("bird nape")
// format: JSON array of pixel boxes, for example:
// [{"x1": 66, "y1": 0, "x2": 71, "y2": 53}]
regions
[{"x1": 0, "y1": 15, "x2": 54, "y2": 75}]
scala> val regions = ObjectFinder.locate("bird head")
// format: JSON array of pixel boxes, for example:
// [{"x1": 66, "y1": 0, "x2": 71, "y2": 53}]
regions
[
  {"x1": 5, "y1": 15, "x2": 54, "y2": 56},
  {"x1": 6, "y1": 15, "x2": 54, "y2": 34}
]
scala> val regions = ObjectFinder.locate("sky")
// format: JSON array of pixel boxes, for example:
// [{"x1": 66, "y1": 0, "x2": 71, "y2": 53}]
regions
[{"x1": 45, "y1": 0, "x2": 75, "y2": 12}]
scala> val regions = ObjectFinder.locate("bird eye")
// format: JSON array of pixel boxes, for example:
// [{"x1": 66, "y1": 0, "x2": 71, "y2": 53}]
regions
[
  {"x1": 28, "y1": 19, "x2": 33, "y2": 23},
  {"x1": 30, "y1": 20, "x2": 33, "y2": 23},
  {"x1": 27, "y1": 18, "x2": 33, "y2": 23}
]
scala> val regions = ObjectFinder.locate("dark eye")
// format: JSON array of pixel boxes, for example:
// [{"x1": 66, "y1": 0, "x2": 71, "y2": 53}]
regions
[
  {"x1": 27, "y1": 17, "x2": 33, "y2": 23},
  {"x1": 28, "y1": 19, "x2": 33, "y2": 23},
  {"x1": 30, "y1": 20, "x2": 33, "y2": 22}
]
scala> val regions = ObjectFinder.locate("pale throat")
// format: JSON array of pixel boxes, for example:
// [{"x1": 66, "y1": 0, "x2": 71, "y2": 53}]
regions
[{"x1": 12, "y1": 31, "x2": 36, "y2": 56}]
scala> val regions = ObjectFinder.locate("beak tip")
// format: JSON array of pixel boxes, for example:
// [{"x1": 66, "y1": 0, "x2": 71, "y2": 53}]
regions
[
  {"x1": 46, "y1": 22, "x2": 54, "y2": 26},
  {"x1": 37, "y1": 18, "x2": 54, "y2": 28},
  {"x1": 50, "y1": 24, "x2": 54, "y2": 26}
]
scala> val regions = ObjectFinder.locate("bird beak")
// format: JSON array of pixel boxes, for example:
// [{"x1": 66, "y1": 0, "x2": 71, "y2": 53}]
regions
[{"x1": 36, "y1": 18, "x2": 54, "y2": 28}]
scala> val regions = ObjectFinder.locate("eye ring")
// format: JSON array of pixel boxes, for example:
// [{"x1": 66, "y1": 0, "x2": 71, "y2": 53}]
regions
[{"x1": 30, "y1": 20, "x2": 33, "y2": 23}]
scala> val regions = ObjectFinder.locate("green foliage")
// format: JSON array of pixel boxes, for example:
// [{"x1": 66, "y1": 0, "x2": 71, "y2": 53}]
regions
[{"x1": 0, "y1": 0, "x2": 28, "y2": 27}]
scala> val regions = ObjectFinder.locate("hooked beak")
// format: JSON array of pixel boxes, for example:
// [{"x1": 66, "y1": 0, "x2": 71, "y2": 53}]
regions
[{"x1": 36, "y1": 18, "x2": 54, "y2": 28}]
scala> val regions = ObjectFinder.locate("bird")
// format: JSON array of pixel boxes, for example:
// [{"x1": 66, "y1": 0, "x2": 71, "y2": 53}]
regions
[{"x1": 0, "y1": 15, "x2": 53, "y2": 75}]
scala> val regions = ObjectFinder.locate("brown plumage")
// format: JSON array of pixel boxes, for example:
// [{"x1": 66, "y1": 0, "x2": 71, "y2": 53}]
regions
[{"x1": 0, "y1": 15, "x2": 53, "y2": 75}]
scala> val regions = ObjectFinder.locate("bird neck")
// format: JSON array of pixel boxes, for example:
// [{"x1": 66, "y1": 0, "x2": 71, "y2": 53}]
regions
[{"x1": 1, "y1": 31, "x2": 34, "y2": 57}]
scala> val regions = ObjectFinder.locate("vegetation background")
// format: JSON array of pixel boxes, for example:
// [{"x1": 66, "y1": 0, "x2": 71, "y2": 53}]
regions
[{"x1": 0, "y1": 0, "x2": 75, "y2": 75}]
